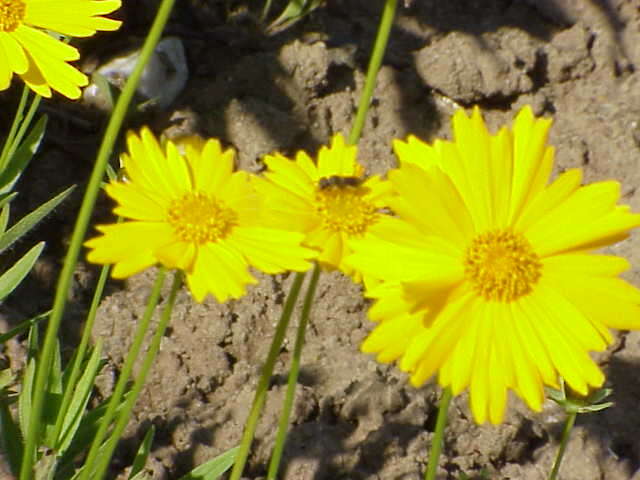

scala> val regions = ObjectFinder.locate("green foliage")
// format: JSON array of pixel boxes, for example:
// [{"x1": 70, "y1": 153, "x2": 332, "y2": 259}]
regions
[
  {"x1": 0, "y1": 115, "x2": 47, "y2": 194},
  {"x1": 546, "y1": 378, "x2": 613, "y2": 414},
  {"x1": 179, "y1": 447, "x2": 239, "y2": 480},
  {"x1": 0, "y1": 323, "x2": 117, "y2": 479},
  {"x1": 262, "y1": 0, "x2": 323, "y2": 33},
  {"x1": 128, "y1": 426, "x2": 156, "y2": 480}
]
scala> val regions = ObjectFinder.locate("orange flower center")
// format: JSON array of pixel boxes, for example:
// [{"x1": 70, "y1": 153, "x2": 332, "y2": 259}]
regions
[
  {"x1": 0, "y1": 0, "x2": 25, "y2": 32},
  {"x1": 314, "y1": 180, "x2": 378, "y2": 235},
  {"x1": 167, "y1": 192, "x2": 237, "y2": 244},
  {"x1": 464, "y1": 229, "x2": 541, "y2": 302}
]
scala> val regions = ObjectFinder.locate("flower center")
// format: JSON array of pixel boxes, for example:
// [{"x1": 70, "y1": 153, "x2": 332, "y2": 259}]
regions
[
  {"x1": 167, "y1": 192, "x2": 237, "y2": 244},
  {"x1": 464, "y1": 229, "x2": 541, "y2": 302},
  {"x1": 0, "y1": 0, "x2": 25, "y2": 32},
  {"x1": 314, "y1": 181, "x2": 378, "y2": 235}
]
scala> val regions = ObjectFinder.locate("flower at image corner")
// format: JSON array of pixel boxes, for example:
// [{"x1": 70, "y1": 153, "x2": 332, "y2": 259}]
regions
[
  {"x1": 253, "y1": 134, "x2": 394, "y2": 278},
  {"x1": 0, "y1": 0, "x2": 122, "y2": 99},
  {"x1": 348, "y1": 106, "x2": 640, "y2": 424},
  {"x1": 85, "y1": 128, "x2": 315, "y2": 303}
]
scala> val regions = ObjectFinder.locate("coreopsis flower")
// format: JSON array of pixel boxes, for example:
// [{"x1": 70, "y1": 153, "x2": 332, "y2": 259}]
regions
[
  {"x1": 348, "y1": 106, "x2": 640, "y2": 424},
  {"x1": 253, "y1": 134, "x2": 393, "y2": 278},
  {"x1": 0, "y1": 0, "x2": 122, "y2": 99},
  {"x1": 85, "y1": 128, "x2": 315, "y2": 302}
]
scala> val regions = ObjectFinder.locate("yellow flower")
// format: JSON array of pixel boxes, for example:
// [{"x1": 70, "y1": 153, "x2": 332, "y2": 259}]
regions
[
  {"x1": 348, "y1": 106, "x2": 640, "y2": 424},
  {"x1": 253, "y1": 134, "x2": 393, "y2": 278},
  {"x1": 0, "y1": 0, "x2": 122, "y2": 99},
  {"x1": 85, "y1": 128, "x2": 314, "y2": 303}
]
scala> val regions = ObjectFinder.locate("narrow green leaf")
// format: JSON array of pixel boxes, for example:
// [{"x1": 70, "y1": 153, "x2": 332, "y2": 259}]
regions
[
  {"x1": 268, "y1": 0, "x2": 322, "y2": 31},
  {"x1": 42, "y1": 340, "x2": 63, "y2": 447},
  {"x1": 34, "y1": 447, "x2": 57, "y2": 480},
  {"x1": 128, "y1": 425, "x2": 156, "y2": 479},
  {"x1": 0, "y1": 396, "x2": 23, "y2": 474},
  {"x1": 0, "y1": 204, "x2": 10, "y2": 235},
  {"x1": 18, "y1": 356, "x2": 36, "y2": 441},
  {"x1": 0, "y1": 115, "x2": 47, "y2": 195},
  {"x1": 0, "y1": 185, "x2": 74, "y2": 255},
  {"x1": 91, "y1": 72, "x2": 116, "y2": 111},
  {"x1": 0, "y1": 192, "x2": 18, "y2": 211},
  {"x1": 56, "y1": 342, "x2": 104, "y2": 454},
  {"x1": 0, "y1": 310, "x2": 50, "y2": 345},
  {"x1": 178, "y1": 446, "x2": 239, "y2": 480},
  {"x1": 0, "y1": 242, "x2": 44, "y2": 302},
  {"x1": 59, "y1": 390, "x2": 132, "y2": 469}
]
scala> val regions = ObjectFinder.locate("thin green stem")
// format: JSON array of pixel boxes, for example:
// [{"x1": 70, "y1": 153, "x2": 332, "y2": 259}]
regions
[
  {"x1": 19, "y1": 0, "x2": 176, "y2": 477},
  {"x1": 548, "y1": 410, "x2": 577, "y2": 480},
  {"x1": 348, "y1": 0, "x2": 398, "y2": 145},
  {"x1": 229, "y1": 272, "x2": 307, "y2": 480},
  {"x1": 7, "y1": 93, "x2": 42, "y2": 161},
  {"x1": 266, "y1": 264, "x2": 320, "y2": 480},
  {"x1": 78, "y1": 268, "x2": 167, "y2": 480},
  {"x1": 51, "y1": 264, "x2": 111, "y2": 445},
  {"x1": 0, "y1": 86, "x2": 29, "y2": 171},
  {"x1": 261, "y1": 0, "x2": 274, "y2": 21},
  {"x1": 424, "y1": 387, "x2": 452, "y2": 480},
  {"x1": 92, "y1": 271, "x2": 182, "y2": 480}
]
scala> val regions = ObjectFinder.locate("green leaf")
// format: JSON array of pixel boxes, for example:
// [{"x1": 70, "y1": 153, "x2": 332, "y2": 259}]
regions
[
  {"x1": 0, "y1": 204, "x2": 10, "y2": 235},
  {"x1": 18, "y1": 356, "x2": 36, "y2": 440},
  {"x1": 42, "y1": 340, "x2": 63, "y2": 447},
  {"x1": 0, "y1": 185, "x2": 74, "y2": 255},
  {"x1": 0, "y1": 242, "x2": 44, "y2": 302},
  {"x1": 128, "y1": 425, "x2": 156, "y2": 479},
  {"x1": 0, "y1": 115, "x2": 47, "y2": 194},
  {"x1": 267, "y1": 0, "x2": 322, "y2": 32},
  {"x1": 91, "y1": 72, "x2": 116, "y2": 111},
  {"x1": 0, "y1": 192, "x2": 18, "y2": 212},
  {"x1": 34, "y1": 447, "x2": 57, "y2": 480},
  {"x1": 56, "y1": 341, "x2": 104, "y2": 454},
  {"x1": 178, "y1": 446, "x2": 239, "y2": 480},
  {"x1": 0, "y1": 310, "x2": 50, "y2": 344},
  {"x1": 59, "y1": 390, "x2": 132, "y2": 469},
  {"x1": 0, "y1": 394, "x2": 23, "y2": 475}
]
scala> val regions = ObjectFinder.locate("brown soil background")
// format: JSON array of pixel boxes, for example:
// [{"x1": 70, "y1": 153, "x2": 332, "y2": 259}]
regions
[{"x1": 3, "y1": 0, "x2": 640, "y2": 479}]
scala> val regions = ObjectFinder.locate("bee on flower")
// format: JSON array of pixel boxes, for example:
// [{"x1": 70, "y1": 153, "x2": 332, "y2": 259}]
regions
[
  {"x1": 253, "y1": 134, "x2": 395, "y2": 279},
  {"x1": 348, "y1": 106, "x2": 640, "y2": 424}
]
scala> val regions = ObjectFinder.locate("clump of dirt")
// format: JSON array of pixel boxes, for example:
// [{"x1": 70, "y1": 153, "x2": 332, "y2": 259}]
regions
[{"x1": 4, "y1": 0, "x2": 640, "y2": 479}]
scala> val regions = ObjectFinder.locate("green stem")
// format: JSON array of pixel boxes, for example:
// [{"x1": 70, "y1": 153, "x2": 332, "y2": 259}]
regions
[
  {"x1": 229, "y1": 272, "x2": 307, "y2": 480},
  {"x1": 19, "y1": 0, "x2": 176, "y2": 477},
  {"x1": 51, "y1": 264, "x2": 111, "y2": 445},
  {"x1": 7, "y1": 93, "x2": 42, "y2": 162},
  {"x1": 266, "y1": 264, "x2": 320, "y2": 480},
  {"x1": 548, "y1": 410, "x2": 577, "y2": 480},
  {"x1": 78, "y1": 268, "x2": 167, "y2": 480},
  {"x1": 348, "y1": 0, "x2": 398, "y2": 145},
  {"x1": 0, "y1": 86, "x2": 29, "y2": 171},
  {"x1": 424, "y1": 387, "x2": 452, "y2": 480},
  {"x1": 261, "y1": 0, "x2": 274, "y2": 21},
  {"x1": 92, "y1": 271, "x2": 182, "y2": 480}
]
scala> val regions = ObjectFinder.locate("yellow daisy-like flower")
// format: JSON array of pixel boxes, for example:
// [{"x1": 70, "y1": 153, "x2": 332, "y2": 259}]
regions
[
  {"x1": 348, "y1": 106, "x2": 640, "y2": 424},
  {"x1": 253, "y1": 134, "x2": 393, "y2": 277},
  {"x1": 0, "y1": 0, "x2": 121, "y2": 99},
  {"x1": 85, "y1": 128, "x2": 314, "y2": 303}
]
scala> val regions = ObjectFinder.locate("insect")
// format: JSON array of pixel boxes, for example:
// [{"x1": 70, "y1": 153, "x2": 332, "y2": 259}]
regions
[{"x1": 318, "y1": 175, "x2": 363, "y2": 189}]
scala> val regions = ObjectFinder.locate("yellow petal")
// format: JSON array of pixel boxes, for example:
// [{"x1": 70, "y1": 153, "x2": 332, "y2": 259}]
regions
[
  {"x1": 25, "y1": 1, "x2": 122, "y2": 37},
  {"x1": 187, "y1": 242, "x2": 256, "y2": 302},
  {"x1": 230, "y1": 227, "x2": 314, "y2": 273}
]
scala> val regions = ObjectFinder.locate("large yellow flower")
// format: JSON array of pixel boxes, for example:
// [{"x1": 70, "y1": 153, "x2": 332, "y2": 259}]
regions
[
  {"x1": 0, "y1": 0, "x2": 121, "y2": 98},
  {"x1": 253, "y1": 134, "x2": 393, "y2": 278},
  {"x1": 85, "y1": 128, "x2": 315, "y2": 303},
  {"x1": 348, "y1": 106, "x2": 640, "y2": 424}
]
